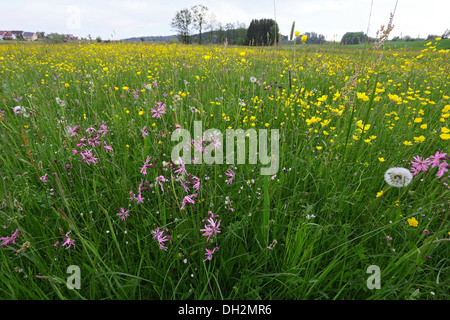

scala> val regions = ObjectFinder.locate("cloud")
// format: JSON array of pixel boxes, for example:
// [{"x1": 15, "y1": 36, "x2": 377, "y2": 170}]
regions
[{"x1": 0, "y1": 0, "x2": 447, "y2": 40}]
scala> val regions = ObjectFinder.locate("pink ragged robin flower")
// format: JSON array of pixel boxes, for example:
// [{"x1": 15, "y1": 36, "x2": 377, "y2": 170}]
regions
[
  {"x1": 140, "y1": 156, "x2": 156, "y2": 175},
  {"x1": 152, "y1": 227, "x2": 172, "y2": 251},
  {"x1": 97, "y1": 123, "x2": 109, "y2": 137},
  {"x1": 103, "y1": 141, "x2": 113, "y2": 152},
  {"x1": 66, "y1": 125, "x2": 81, "y2": 137},
  {"x1": 428, "y1": 151, "x2": 447, "y2": 168},
  {"x1": 410, "y1": 156, "x2": 431, "y2": 175},
  {"x1": 224, "y1": 169, "x2": 235, "y2": 184},
  {"x1": 173, "y1": 157, "x2": 188, "y2": 177},
  {"x1": 203, "y1": 246, "x2": 219, "y2": 262},
  {"x1": 151, "y1": 102, "x2": 166, "y2": 119},
  {"x1": 200, "y1": 215, "x2": 221, "y2": 241},
  {"x1": 61, "y1": 230, "x2": 75, "y2": 249},
  {"x1": 155, "y1": 175, "x2": 168, "y2": 192},
  {"x1": 436, "y1": 161, "x2": 448, "y2": 178},
  {"x1": 0, "y1": 229, "x2": 23, "y2": 248},
  {"x1": 140, "y1": 126, "x2": 149, "y2": 139},
  {"x1": 116, "y1": 208, "x2": 130, "y2": 221},
  {"x1": 80, "y1": 149, "x2": 99, "y2": 165},
  {"x1": 180, "y1": 194, "x2": 197, "y2": 210}
]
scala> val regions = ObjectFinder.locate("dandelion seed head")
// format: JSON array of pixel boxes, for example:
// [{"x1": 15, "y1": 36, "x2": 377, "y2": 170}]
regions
[{"x1": 384, "y1": 167, "x2": 413, "y2": 187}]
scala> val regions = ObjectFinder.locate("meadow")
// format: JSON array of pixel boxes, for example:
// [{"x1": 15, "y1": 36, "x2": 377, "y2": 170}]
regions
[{"x1": 0, "y1": 37, "x2": 449, "y2": 300}]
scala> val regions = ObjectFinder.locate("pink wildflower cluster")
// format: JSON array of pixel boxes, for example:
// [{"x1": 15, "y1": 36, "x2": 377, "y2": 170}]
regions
[
  {"x1": 410, "y1": 151, "x2": 448, "y2": 178},
  {"x1": 129, "y1": 180, "x2": 147, "y2": 204},
  {"x1": 140, "y1": 156, "x2": 157, "y2": 175},
  {"x1": 141, "y1": 126, "x2": 149, "y2": 139},
  {"x1": 151, "y1": 102, "x2": 166, "y2": 119},
  {"x1": 173, "y1": 158, "x2": 199, "y2": 210},
  {"x1": 200, "y1": 212, "x2": 222, "y2": 241},
  {"x1": 128, "y1": 174, "x2": 169, "y2": 205},
  {"x1": 192, "y1": 132, "x2": 222, "y2": 154},
  {"x1": 200, "y1": 212, "x2": 221, "y2": 262},
  {"x1": 152, "y1": 227, "x2": 172, "y2": 251},
  {"x1": 224, "y1": 169, "x2": 235, "y2": 184},
  {"x1": 0, "y1": 229, "x2": 23, "y2": 248},
  {"x1": 53, "y1": 230, "x2": 75, "y2": 250},
  {"x1": 71, "y1": 122, "x2": 113, "y2": 165},
  {"x1": 116, "y1": 207, "x2": 130, "y2": 221},
  {"x1": 39, "y1": 174, "x2": 48, "y2": 183}
]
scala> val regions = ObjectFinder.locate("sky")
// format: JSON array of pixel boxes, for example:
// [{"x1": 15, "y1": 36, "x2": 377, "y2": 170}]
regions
[{"x1": 0, "y1": 0, "x2": 448, "y2": 41}]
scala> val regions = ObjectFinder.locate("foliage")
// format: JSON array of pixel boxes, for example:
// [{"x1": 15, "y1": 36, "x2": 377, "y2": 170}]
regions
[
  {"x1": 341, "y1": 31, "x2": 369, "y2": 45},
  {"x1": 191, "y1": 4, "x2": 209, "y2": 44},
  {"x1": 246, "y1": 18, "x2": 280, "y2": 46},
  {"x1": 171, "y1": 8, "x2": 192, "y2": 44},
  {"x1": 0, "y1": 39, "x2": 449, "y2": 300}
]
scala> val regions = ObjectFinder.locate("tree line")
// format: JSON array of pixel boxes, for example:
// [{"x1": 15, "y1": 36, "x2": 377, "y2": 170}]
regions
[
  {"x1": 171, "y1": 5, "x2": 282, "y2": 46},
  {"x1": 172, "y1": 4, "x2": 447, "y2": 46}
]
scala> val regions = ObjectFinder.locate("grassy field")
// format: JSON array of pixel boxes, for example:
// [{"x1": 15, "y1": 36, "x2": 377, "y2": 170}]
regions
[{"x1": 0, "y1": 38, "x2": 449, "y2": 300}]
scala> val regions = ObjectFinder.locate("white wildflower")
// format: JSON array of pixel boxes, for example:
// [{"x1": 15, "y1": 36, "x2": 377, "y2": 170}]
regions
[{"x1": 55, "y1": 97, "x2": 66, "y2": 107}]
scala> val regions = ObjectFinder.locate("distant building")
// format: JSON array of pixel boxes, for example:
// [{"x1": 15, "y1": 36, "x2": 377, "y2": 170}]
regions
[
  {"x1": 3, "y1": 32, "x2": 15, "y2": 40},
  {"x1": 23, "y1": 32, "x2": 38, "y2": 41},
  {"x1": 10, "y1": 30, "x2": 24, "y2": 38},
  {"x1": 0, "y1": 31, "x2": 6, "y2": 40}
]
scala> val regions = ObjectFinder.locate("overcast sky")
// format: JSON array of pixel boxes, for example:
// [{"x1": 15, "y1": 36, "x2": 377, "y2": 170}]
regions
[{"x1": 0, "y1": 0, "x2": 448, "y2": 41}]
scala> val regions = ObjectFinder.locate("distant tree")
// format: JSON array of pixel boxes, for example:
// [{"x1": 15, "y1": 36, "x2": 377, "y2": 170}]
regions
[
  {"x1": 269, "y1": 23, "x2": 280, "y2": 45},
  {"x1": 235, "y1": 22, "x2": 247, "y2": 45},
  {"x1": 426, "y1": 34, "x2": 439, "y2": 41},
  {"x1": 191, "y1": 4, "x2": 209, "y2": 44},
  {"x1": 225, "y1": 22, "x2": 234, "y2": 44},
  {"x1": 96, "y1": 36, "x2": 102, "y2": 43},
  {"x1": 442, "y1": 29, "x2": 449, "y2": 39},
  {"x1": 45, "y1": 33, "x2": 66, "y2": 43},
  {"x1": 216, "y1": 22, "x2": 225, "y2": 44},
  {"x1": 341, "y1": 32, "x2": 368, "y2": 45},
  {"x1": 295, "y1": 31, "x2": 326, "y2": 44},
  {"x1": 403, "y1": 35, "x2": 412, "y2": 42},
  {"x1": 206, "y1": 13, "x2": 217, "y2": 44},
  {"x1": 246, "y1": 18, "x2": 279, "y2": 46},
  {"x1": 171, "y1": 8, "x2": 192, "y2": 44}
]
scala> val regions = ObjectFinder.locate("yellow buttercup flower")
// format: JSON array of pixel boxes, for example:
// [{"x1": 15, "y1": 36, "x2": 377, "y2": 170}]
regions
[
  {"x1": 407, "y1": 217, "x2": 418, "y2": 227},
  {"x1": 301, "y1": 35, "x2": 307, "y2": 43},
  {"x1": 295, "y1": 31, "x2": 300, "y2": 37}
]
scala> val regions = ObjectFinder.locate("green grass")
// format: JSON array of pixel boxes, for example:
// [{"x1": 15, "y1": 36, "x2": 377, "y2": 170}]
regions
[{"x1": 0, "y1": 40, "x2": 448, "y2": 300}]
